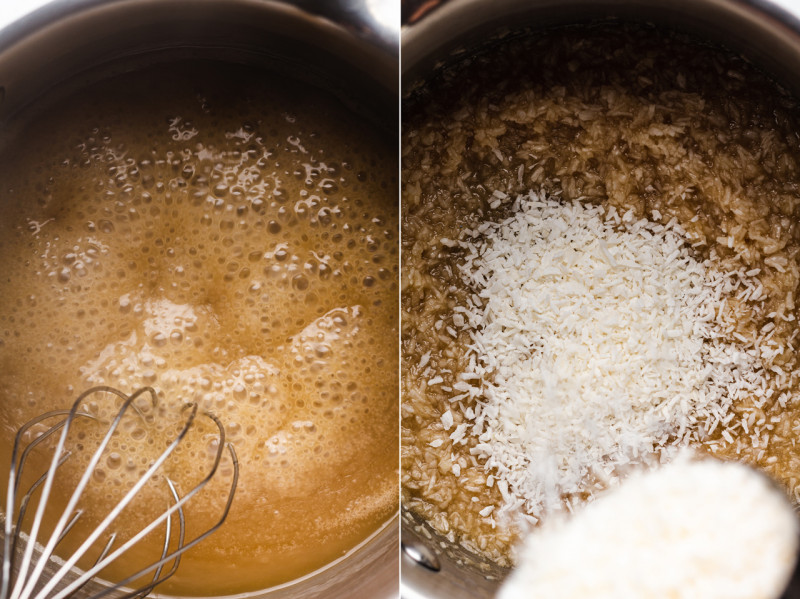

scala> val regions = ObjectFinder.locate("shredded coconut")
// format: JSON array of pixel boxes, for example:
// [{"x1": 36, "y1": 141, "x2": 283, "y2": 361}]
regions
[
  {"x1": 456, "y1": 192, "x2": 771, "y2": 519},
  {"x1": 499, "y1": 457, "x2": 799, "y2": 599}
]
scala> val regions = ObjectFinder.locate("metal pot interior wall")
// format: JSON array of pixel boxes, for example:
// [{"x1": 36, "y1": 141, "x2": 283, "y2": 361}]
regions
[
  {"x1": 402, "y1": 0, "x2": 800, "y2": 99},
  {"x1": 0, "y1": 0, "x2": 397, "y2": 141}
]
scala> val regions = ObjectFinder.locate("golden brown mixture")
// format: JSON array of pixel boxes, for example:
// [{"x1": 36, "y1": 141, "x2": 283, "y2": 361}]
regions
[
  {"x1": 0, "y1": 61, "x2": 398, "y2": 595},
  {"x1": 402, "y1": 24, "x2": 800, "y2": 565}
]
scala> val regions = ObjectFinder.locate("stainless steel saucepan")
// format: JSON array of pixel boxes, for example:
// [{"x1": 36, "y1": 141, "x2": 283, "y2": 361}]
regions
[
  {"x1": 400, "y1": 1, "x2": 800, "y2": 597},
  {"x1": 0, "y1": 1, "x2": 398, "y2": 598}
]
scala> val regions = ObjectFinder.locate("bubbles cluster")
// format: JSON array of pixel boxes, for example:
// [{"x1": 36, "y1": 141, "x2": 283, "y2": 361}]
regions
[{"x1": 0, "y1": 61, "x2": 398, "y2": 593}]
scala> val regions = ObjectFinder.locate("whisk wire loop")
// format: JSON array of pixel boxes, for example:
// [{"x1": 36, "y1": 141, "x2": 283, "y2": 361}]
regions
[
  {"x1": 49, "y1": 407, "x2": 232, "y2": 599},
  {"x1": 30, "y1": 396, "x2": 193, "y2": 599},
  {"x1": 1, "y1": 386, "x2": 239, "y2": 599},
  {"x1": 10, "y1": 391, "x2": 113, "y2": 599},
  {"x1": 14, "y1": 388, "x2": 159, "y2": 599},
  {"x1": 3, "y1": 409, "x2": 94, "y2": 599},
  {"x1": 88, "y1": 441, "x2": 239, "y2": 599}
]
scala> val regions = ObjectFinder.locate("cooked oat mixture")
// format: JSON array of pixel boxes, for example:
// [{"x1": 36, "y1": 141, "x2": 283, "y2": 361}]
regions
[{"x1": 402, "y1": 24, "x2": 800, "y2": 565}]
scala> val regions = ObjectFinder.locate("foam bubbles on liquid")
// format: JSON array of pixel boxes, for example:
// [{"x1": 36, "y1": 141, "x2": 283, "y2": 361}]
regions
[{"x1": 0, "y1": 62, "x2": 398, "y2": 595}]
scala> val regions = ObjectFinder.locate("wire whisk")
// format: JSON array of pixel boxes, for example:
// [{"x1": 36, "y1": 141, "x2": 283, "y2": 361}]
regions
[{"x1": 1, "y1": 386, "x2": 239, "y2": 599}]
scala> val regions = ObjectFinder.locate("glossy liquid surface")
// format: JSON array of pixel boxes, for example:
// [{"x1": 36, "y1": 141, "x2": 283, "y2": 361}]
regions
[{"x1": 0, "y1": 61, "x2": 398, "y2": 595}]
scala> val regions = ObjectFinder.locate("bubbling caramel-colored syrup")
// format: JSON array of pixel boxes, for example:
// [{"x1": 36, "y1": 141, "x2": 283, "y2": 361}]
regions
[{"x1": 0, "y1": 61, "x2": 398, "y2": 595}]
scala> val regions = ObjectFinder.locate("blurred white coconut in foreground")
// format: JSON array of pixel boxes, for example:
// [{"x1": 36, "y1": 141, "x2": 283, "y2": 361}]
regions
[{"x1": 499, "y1": 456, "x2": 799, "y2": 599}]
